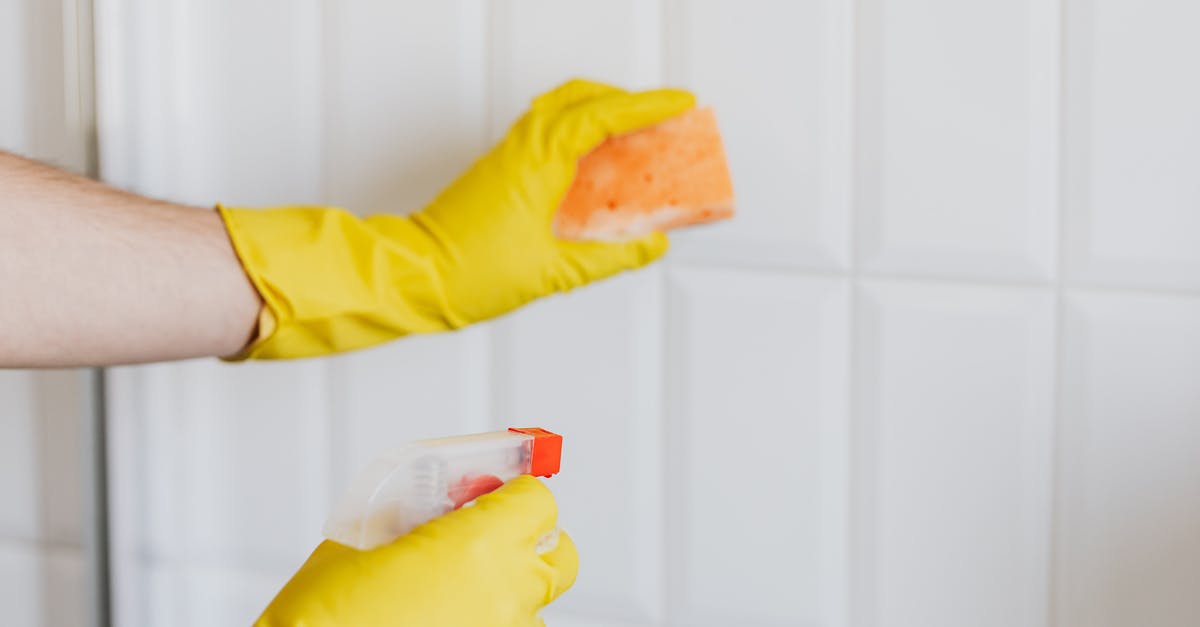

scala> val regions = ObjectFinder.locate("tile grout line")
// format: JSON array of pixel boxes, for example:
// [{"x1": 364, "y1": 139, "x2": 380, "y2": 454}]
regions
[
  {"x1": 458, "y1": 0, "x2": 496, "y2": 435},
  {"x1": 669, "y1": 259, "x2": 1200, "y2": 300},
  {"x1": 657, "y1": 0, "x2": 677, "y2": 623},
  {"x1": 847, "y1": 0, "x2": 871, "y2": 623},
  {"x1": 316, "y1": 0, "x2": 345, "y2": 519},
  {"x1": 0, "y1": 535, "x2": 89, "y2": 554},
  {"x1": 484, "y1": 0, "x2": 503, "y2": 433},
  {"x1": 1048, "y1": 0, "x2": 1070, "y2": 625}
]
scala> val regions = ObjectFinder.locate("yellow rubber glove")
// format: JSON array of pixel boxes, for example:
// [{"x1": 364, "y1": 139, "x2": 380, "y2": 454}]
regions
[
  {"x1": 256, "y1": 476, "x2": 578, "y2": 626},
  {"x1": 219, "y1": 80, "x2": 695, "y2": 359}
]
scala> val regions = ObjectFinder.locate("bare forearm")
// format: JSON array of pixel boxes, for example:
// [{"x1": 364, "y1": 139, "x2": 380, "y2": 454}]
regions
[{"x1": 0, "y1": 151, "x2": 262, "y2": 367}]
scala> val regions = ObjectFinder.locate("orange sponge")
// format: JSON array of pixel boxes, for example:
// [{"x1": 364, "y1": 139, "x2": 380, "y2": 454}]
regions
[{"x1": 554, "y1": 107, "x2": 735, "y2": 241}]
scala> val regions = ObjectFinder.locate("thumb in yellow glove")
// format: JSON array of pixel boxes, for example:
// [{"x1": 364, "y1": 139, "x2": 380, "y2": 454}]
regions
[
  {"x1": 219, "y1": 79, "x2": 696, "y2": 359},
  {"x1": 256, "y1": 476, "x2": 578, "y2": 626}
]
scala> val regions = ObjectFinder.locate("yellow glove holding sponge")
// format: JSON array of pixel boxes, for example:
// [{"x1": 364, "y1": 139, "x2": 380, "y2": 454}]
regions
[
  {"x1": 220, "y1": 80, "x2": 695, "y2": 359},
  {"x1": 255, "y1": 476, "x2": 577, "y2": 627}
]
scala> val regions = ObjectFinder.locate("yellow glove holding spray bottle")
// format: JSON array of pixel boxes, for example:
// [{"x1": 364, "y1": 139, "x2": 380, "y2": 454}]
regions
[{"x1": 255, "y1": 476, "x2": 576, "y2": 627}]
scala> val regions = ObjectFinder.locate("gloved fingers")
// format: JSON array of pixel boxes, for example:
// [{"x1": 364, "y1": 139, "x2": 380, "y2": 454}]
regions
[
  {"x1": 539, "y1": 529, "x2": 579, "y2": 603},
  {"x1": 531, "y1": 78, "x2": 626, "y2": 115},
  {"x1": 555, "y1": 231, "x2": 670, "y2": 287},
  {"x1": 547, "y1": 88, "x2": 695, "y2": 164},
  {"x1": 300, "y1": 539, "x2": 357, "y2": 571},
  {"x1": 464, "y1": 475, "x2": 561, "y2": 545},
  {"x1": 253, "y1": 540, "x2": 365, "y2": 626}
]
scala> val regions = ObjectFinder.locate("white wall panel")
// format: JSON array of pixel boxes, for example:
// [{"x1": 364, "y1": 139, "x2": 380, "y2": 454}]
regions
[
  {"x1": 539, "y1": 609, "x2": 654, "y2": 627},
  {"x1": 491, "y1": 0, "x2": 661, "y2": 127},
  {"x1": 329, "y1": 330, "x2": 491, "y2": 492},
  {"x1": 0, "y1": 0, "x2": 32, "y2": 151},
  {"x1": 133, "y1": 361, "x2": 329, "y2": 565},
  {"x1": 668, "y1": 269, "x2": 849, "y2": 626},
  {"x1": 857, "y1": 281, "x2": 1054, "y2": 627},
  {"x1": 93, "y1": 0, "x2": 176, "y2": 193},
  {"x1": 168, "y1": 0, "x2": 323, "y2": 205},
  {"x1": 1058, "y1": 291, "x2": 1200, "y2": 627},
  {"x1": 1063, "y1": 0, "x2": 1200, "y2": 290},
  {"x1": 2, "y1": 0, "x2": 90, "y2": 170},
  {"x1": 0, "y1": 543, "x2": 45, "y2": 627},
  {"x1": 324, "y1": 0, "x2": 486, "y2": 213},
  {"x1": 97, "y1": 0, "x2": 321, "y2": 203},
  {"x1": 0, "y1": 542, "x2": 86, "y2": 627},
  {"x1": 0, "y1": 374, "x2": 39, "y2": 540},
  {"x1": 857, "y1": 0, "x2": 1058, "y2": 280},
  {"x1": 109, "y1": 358, "x2": 328, "y2": 626},
  {"x1": 44, "y1": 549, "x2": 86, "y2": 627},
  {"x1": 0, "y1": 370, "x2": 87, "y2": 545},
  {"x1": 494, "y1": 272, "x2": 664, "y2": 624},
  {"x1": 666, "y1": 0, "x2": 853, "y2": 269},
  {"x1": 145, "y1": 562, "x2": 282, "y2": 627}
]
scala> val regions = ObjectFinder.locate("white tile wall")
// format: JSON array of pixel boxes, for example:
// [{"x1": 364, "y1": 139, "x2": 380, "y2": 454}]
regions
[
  {"x1": 144, "y1": 561, "x2": 283, "y2": 627},
  {"x1": 0, "y1": 0, "x2": 31, "y2": 149},
  {"x1": 856, "y1": 0, "x2": 1058, "y2": 281},
  {"x1": 329, "y1": 330, "x2": 491, "y2": 489},
  {"x1": 0, "y1": 373, "x2": 40, "y2": 541},
  {"x1": 134, "y1": 361, "x2": 330, "y2": 565},
  {"x1": 492, "y1": 0, "x2": 662, "y2": 121},
  {"x1": 857, "y1": 281, "x2": 1054, "y2": 627},
  {"x1": 168, "y1": 0, "x2": 323, "y2": 206},
  {"x1": 1063, "y1": 0, "x2": 1200, "y2": 290},
  {"x1": 0, "y1": 370, "x2": 89, "y2": 627},
  {"x1": 323, "y1": 0, "x2": 487, "y2": 213},
  {"x1": 19, "y1": 371, "x2": 87, "y2": 546},
  {"x1": 107, "y1": 360, "x2": 331, "y2": 626},
  {"x1": 0, "y1": 542, "x2": 87, "y2": 627},
  {"x1": 1057, "y1": 291, "x2": 1200, "y2": 627},
  {"x1": 668, "y1": 269, "x2": 849, "y2": 626},
  {"x1": 92, "y1": 0, "x2": 1200, "y2": 626},
  {"x1": 144, "y1": 559, "x2": 286, "y2": 624}
]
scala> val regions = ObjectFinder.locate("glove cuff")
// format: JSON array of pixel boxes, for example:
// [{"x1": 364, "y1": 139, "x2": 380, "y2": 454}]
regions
[{"x1": 217, "y1": 204, "x2": 461, "y2": 360}]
